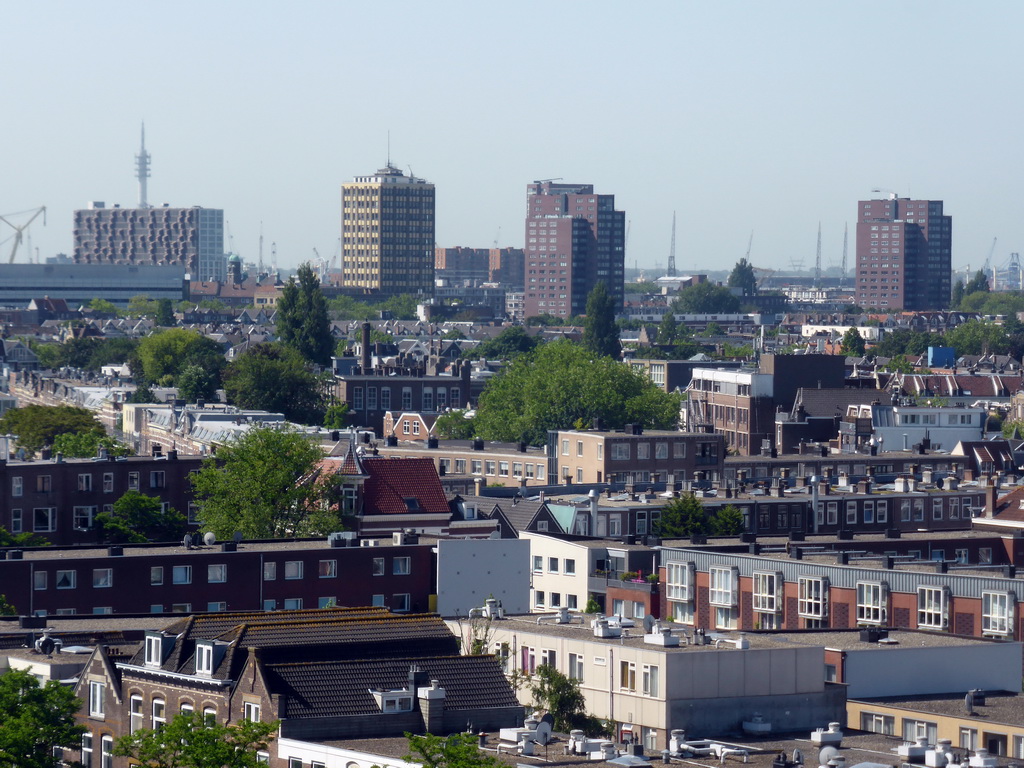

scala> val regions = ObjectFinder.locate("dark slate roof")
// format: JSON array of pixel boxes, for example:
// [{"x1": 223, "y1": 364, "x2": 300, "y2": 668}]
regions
[
  {"x1": 792, "y1": 387, "x2": 882, "y2": 418},
  {"x1": 990, "y1": 486, "x2": 1024, "y2": 523},
  {"x1": 487, "y1": 498, "x2": 558, "y2": 535},
  {"x1": 361, "y1": 457, "x2": 450, "y2": 515},
  {"x1": 266, "y1": 654, "x2": 520, "y2": 719}
]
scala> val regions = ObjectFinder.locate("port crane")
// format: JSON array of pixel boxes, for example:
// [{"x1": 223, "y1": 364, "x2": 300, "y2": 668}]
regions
[{"x1": 0, "y1": 206, "x2": 46, "y2": 263}]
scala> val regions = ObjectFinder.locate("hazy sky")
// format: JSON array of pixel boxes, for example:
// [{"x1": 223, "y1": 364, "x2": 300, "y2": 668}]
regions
[{"x1": 3, "y1": 1, "x2": 1022, "y2": 277}]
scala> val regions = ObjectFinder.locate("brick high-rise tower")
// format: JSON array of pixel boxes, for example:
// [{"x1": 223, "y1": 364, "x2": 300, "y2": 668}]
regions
[
  {"x1": 523, "y1": 181, "x2": 625, "y2": 318},
  {"x1": 341, "y1": 164, "x2": 435, "y2": 297},
  {"x1": 855, "y1": 196, "x2": 952, "y2": 310}
]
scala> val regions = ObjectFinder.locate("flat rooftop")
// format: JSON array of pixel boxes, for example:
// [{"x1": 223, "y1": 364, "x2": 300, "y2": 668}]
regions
[{"x1": 852, "y1": 690, "x2": 1024, "y2": 728}]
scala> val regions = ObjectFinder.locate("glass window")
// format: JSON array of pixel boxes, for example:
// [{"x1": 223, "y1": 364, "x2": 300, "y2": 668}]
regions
[
  {"x1": 393, "y1": 557, "x2": 411, "y2": 575},
  {"x1": 89, "y1": 681, "x2": 105, "y2": 716},
  {"x1": 263, "y1": 562, "x2": 276, "y2": 580},
  {"x1": 284, "y1": 561, "x2": 303, "y2": 579},
  {"x1": 318, "y1": 560, "x2": 337, "y2": 578},
  {"x1": 172, "y1": 566, "x2": 192, "y2": 585},
  {"x1": 857, "y1": 582, "x2": 884, "y2": 625},
  {"x1": 93, "y1": 569, "x2": 113, "y2": 588},
  {"x1": 982, "y1": 591, "x2": 1011, "y2": 635},
  {"x1": 56, "y1": 570, "x2": 76, "y2": 589},
  {"x1": 207, "y1": 564, "x2": 227, "y2": 583},
  {"x1": 917, "y1": 586, "x2": 946, "y2": 629}
]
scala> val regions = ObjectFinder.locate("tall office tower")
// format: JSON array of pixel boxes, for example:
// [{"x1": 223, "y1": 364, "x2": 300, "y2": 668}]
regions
[
  {"x1": 73, "y1": 203, "x2": 227, "y2": 283},
  {"x1": 855, "y1": 196, "x2": 952, "y2": 310},
  {"x1": 341, "y1": 164, "x2": 435, "y2": 297},
  {"x1": 523, "y1": 181, "x2": 625, "y2": 318}
]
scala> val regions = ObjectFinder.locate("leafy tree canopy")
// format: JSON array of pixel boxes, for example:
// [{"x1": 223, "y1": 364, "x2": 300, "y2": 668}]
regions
[
  {"x1": 530, "y1": 664, "x2": 604, "y2": 734},
  {"x1": 583, "y1": 281, "x2": 621, "y2": 359},
  {"x1": 114, "y1": 711, "x2": 278, "y2": 768},
  {"x1": 0, "y1": 405, "x2": 104, "y2": 454},
  {"x1": 727, "y1": 258, "x2": 758, "y2": 296},
  {"x1": 944, "y1": 319, "x2": 1010, "y2": 357},
  {"x1": 95, "y1": 490, "x2": 187, "y2": 544},
  {"x1": 51, "y1": 431, "x2": 132, "y2": 459},
  {"x1": 840, "y1": 327, "x2": 866, "y2": 356},
  {"x1": 434, "y1": 409, "x2": 477, "y2": 440},
  {"x1": 711, "y1": 504, "x2": 745, "y2": 536},
  {"x1": 0, "y1": 668, "x2": 86, "y2": 768},
  {"x1": 30, "y1": 336, "x2": 139, "y2": 372},
  {"x1": 127, "y1": 294, "x2": 161, "y2": 317},
  {"x1": 176, "y1": 363, "x2": 219, "y2": 403},
  {"x1": 964, "y1": 270, "x2": 990, "y2": 295},
  {"x1": 672, "y1": 282, "x2": 741, "y2": 314},
  {"x1": 326, "y1": 293, "x2": 419, "y2": 321},
  {"x1": 472, "y1": 340, "x2": 681, "y2": 445},
  {"x1": 136, "y1": 329, "x2": 225, "y2": 386},
  {"x1": 154, "y1": 298, "x2": 176, "y2": 327},
  {"x1": 0, "y1": 594, "x2": 15, "y2": 615},
  {"x1": 463, "y1": 326, "x2": 539, "y2": 361},
  {"x1": 405, "y1": 732, "x2": 502, "y2": 768},
  {"x1": 958, "y1": 290, "x2": 1024, "y2": 316},
  {"x1": 191, "y1": 426, "x2": 342, "y2": 539},
  {"x1": 323, "y1": 403, "x2": 350, "y2": 429},
  {"x1": 276, "y1": 264, "x2": 334, "y2": 366},
  {"x1": 652, "y1": 495, "x2": 711, "y2": 538},
  {"x1": 222, "y1": 343, "x2": 327, "y2": 425},
  {"x1": 657, "y1": 311, "x2": 680, "y2": 345},
  {"x1": 873, "y1": 328, "x2": 939, "y2": 358}
]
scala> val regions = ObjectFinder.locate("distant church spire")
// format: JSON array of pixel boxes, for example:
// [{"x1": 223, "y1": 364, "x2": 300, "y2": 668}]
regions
[{"x1": 136, "y1": 122, "x2": 152, "y2": 209}]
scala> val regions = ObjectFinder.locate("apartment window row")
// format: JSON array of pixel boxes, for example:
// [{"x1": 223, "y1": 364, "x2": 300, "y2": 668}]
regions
[
  {"x1": 533, "y1": 590, "x2": 579, "y2": 611},
  {"x1": 532, "y1": 556, "x2": 576, "y2": 575},
  {"x1": 472, "y1": 459, "x2": 545, "y2": 481}
]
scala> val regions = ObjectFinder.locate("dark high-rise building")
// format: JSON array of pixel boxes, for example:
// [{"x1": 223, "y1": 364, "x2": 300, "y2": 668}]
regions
[
  {"x1": 855, "y1": 196, "x2": 952, "y2": 310},
  {"x1": 524, "y1": 181, "x2": 625, "y2": 318},
  {"x1": 341, "y1": 164, "x2": 435, "y2": 297}
]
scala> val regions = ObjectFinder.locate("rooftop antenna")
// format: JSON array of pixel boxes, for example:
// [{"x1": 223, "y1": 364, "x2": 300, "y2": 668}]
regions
[
  {"x1": 271, "y1": 241, "x2": 278, "y2": 276},
  {"x1": 135, "y1": 122, "x2": 151, "y2": 209},
  {"x1": 667, "y1": 211, "x2": 677, "y2": 277},
  {"x1": 387, "y1": 130, "x2": 391, "y2": 168}
]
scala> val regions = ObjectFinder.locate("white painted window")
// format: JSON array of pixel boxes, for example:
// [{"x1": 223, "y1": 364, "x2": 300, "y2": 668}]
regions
[
  {"x1": 856, "y1": 582, "x2": 884, "y2": 625},
  {"x1": 917, "y1": 586, "x2": 947, "y2": 629}
]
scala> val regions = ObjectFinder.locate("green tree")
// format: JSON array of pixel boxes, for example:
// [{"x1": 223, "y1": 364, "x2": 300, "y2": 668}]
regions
[
  {"x1": 840, "y1": 327, "x2": 866, "y2": 356},
  {"x1": 127, "y1": 294, "x2": 160, "y2": 317},
  {"x1": 0, "y1": 594, "x2": 15, "y2": 616},
  {"x1": 405, "y1": 732, "x2": 502, "y2": 768},
  {"x1": 176, "y1": 363, "x2": 218, "y2": 403},
  {"x1": 673, "y1": 282, "x2": 741, "y2": 314},
  {"x1": 129, "y1": 382, "x2": 157, "y2": 404},
  {"x1": 323, "y1": 403, "x2": 350, "y2": 429},
  {"x1": 154, "y1": 298, "x2": 176, "y2": 327},
  {"x1": 434, "y1": 410, "x2": 477, "y2": 440},
  {"x1": 583, "y1": 281, "x2": 621, "y2": 359},
  {"x1": 652, "y1": 495, "x2": 710, "y2": 537},
  {"x1": 113, "y1": 711, "x2": 278, "y2": 768},
  {"x1": 136, "y1": 329, "x2": 225, "y2": 386},
  {"x1": 711, "y1": 504, "x2": 745, "y2": 536},
  {"x1": 964, "y1": 270, "x2": 990, "y2": 295},
  {"x1": 944, "y1": 320, "x2": 1010, "y2": 357},
  {"x1": 222, "y1": 343, "x2": 327, "y2": 424},
  {"x1": 275, "y1": 263, "x2": 334, "y2": 366},
  {"x1": 727, "y1": 258, "x2": 758, "y2": 296},
  {"x1": 442, "y1": 328, "x2": 463, "y2": 340},
  {"x1": 657, "y1": 311, "x2": 679, "y2": 345},
  {"x1": 88, "y1": 297, "x2": 121, "y2": 316},
  {"x1": 190, "y1": 427, "x2": 342, "y2": 539},
  {"x1": 0, "y1": 668, "x2": 85, "y2": 768},
  {"x1": 51, "y1": 431, "x2": 132, "y2": 459},
  {"x1": 0, "y1": 405, "x2": 105, "y2": 454},
  {"x1": 94, "y1": 490, "x2": 187, "y2": 543},
  {"x1": 951, "y1": 280, "x2": 965, "y2": 308},
  {"x1": 463, "y1": 326, "x2": 539, "y2": 361},
  {"x1": 882, "y1": 354, "x2": 915, "y2": 374},
  {"x1": 472, "y1": 340, "x2": 681, "y2": 445},
  {"x1": 530, "y1": 664, "x2": 601, "y2": 734}
]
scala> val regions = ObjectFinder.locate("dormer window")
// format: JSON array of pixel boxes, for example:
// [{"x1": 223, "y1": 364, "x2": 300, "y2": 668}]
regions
[
  {"x1": 196, "y1": 642, "x2": 214, "y2": 675},
  {"x1": 369, "y1": 688, "x2": 414, "y2": 713},
  {"x1": 145, "y1": 633, "x2": 167, "y2": 667}
]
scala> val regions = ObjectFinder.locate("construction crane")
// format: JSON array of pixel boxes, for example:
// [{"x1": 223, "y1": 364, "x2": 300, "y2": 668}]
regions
[
  {"x1": 744, "y1": 230, "x2": 753, "y2": 261},
  {"x1": 814, "y1": 222, "x2": 822, "y2": 289},
  {"x1": 0, "y1": 206, "x2": 46, "y2": 264},
  {"x1": 840, "y1": 223, "x2": 848, "y2": 290},
  {"x1": 667, "y1": 212, "x2": 677, "y2": 277},
  {"x1": 984, "y1": 237, "x2": 997, "y2": 284}
]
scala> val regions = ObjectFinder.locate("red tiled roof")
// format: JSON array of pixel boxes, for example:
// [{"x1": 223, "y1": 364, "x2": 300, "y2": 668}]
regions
[
  {"x1": 361, "y1": 457, "x2": 450, "y2": 515},
  {"x1": 992, "y1": 486, "x2": 1024, "y2": 523}
]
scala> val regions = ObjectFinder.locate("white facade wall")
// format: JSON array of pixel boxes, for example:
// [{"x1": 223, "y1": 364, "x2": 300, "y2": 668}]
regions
[
  {"x1": 843, "y1": 641, "x2": 1022, "y2": 699},
  {"x1": 435, "y1": 538, "x2": 531, "y2": 617},
  {"x1": 522, "y1": 533, "x2": 594, "y2": 613}
]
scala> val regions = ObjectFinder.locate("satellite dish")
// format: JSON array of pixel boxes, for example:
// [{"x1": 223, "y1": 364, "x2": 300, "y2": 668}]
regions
[
  {"x1": 232, "y1": 531, "x2": 243, "y2": 543},
  {"x1": 792, "y1": 749, "x2": 804, "y2": 765},
  {"x1": 182, "y1": 534, "x2": 192, "y2": 549},
  {"x1": 643, "y1": 614, "x2": 657, "y2": 633},
  {"x1": 203, "y1": 532, "x2": 216, "y2": 546},
  {"x1": 818, "y1": 747, "x2": 839, "y2": 766}
]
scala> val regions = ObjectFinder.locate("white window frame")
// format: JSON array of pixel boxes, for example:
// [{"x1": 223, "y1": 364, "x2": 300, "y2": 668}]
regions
[
  {"x1": 89, "y1": 681, "x2": 105, "y2": 716},
  {"x1": 798, "y1": 576, "x2": 827, "y2": 619},
  {"x1": 917, "y1": 585, "x2": 948, "y2": 629},
  {"x1": 982, "y1": 591, "x2": 1013, "y2": 636},
  {"x1": 642, "y1": 663, "x2": 659, "y2": 697},
  {"x1": 856, "y1": 581, "x2": 885, "y2": 625}
]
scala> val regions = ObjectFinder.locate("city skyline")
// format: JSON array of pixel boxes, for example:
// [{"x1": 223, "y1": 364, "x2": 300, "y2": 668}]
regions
[{"x1": 3, "y1": 2, "x2": 1023, "y2": 277}]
